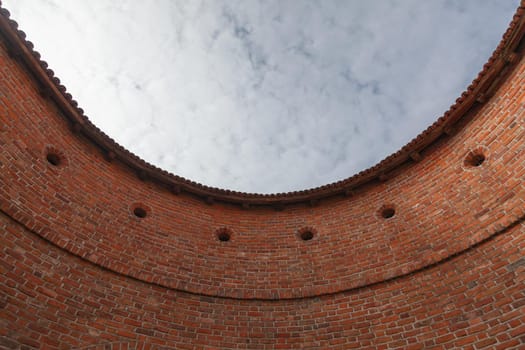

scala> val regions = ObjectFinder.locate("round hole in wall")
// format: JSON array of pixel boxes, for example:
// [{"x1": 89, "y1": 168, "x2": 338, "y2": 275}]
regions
[
  {"x1": 298, "y1": 227, "x2": 317, "y2": 241},
  {"x1": 218, "y1": 231, "x2": 230, "y2": 242},
  {"x1": 381, "y1": 206, "x2": 395, "y2": 219},
  {"x1": 300, "y1": 230, "x2": 314, "y2": 241},
  {"x1": 216, "y1": 228, "x2": 232, "y2": 242},
  {"x1": 464, "y1": 152, "x2": 486, "y2": 167},
  {"x1": 133, "y1": 207, "x2": 147, "y2": 218},
  {"x1": 46, "y1": 152, "x2": 61, "y2": 166}
]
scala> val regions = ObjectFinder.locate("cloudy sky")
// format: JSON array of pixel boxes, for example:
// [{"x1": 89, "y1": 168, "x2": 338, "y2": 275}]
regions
[{"x1": 3, "y1": 0, "x2": 519, "y2": 193}]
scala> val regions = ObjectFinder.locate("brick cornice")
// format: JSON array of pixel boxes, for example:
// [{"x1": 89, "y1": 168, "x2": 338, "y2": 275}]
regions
[{"x1": 0, "y1": 3, "x2": 524, "y2": 208}]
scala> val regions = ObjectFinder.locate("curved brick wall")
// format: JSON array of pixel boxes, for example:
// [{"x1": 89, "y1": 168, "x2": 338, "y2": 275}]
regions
[
  {"x1": 1, "y1": 1, "x2": 525, "y2": 348},
  {"x1": 2, "y1": 211, "x2": 525, "y2": 349}
]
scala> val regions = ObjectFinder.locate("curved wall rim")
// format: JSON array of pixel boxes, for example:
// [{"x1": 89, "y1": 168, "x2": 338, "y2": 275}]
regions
[
  {"x1": 0, "y1": 3, "x2": 522, "y2": 206},
  {"x1": 0, "y1": 3, "x2": 525, "y2": 300}
]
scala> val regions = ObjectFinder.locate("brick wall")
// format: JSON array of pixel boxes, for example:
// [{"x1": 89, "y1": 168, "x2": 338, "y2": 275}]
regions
[{"x1": 1, "y1": 3, "x2": 525, "y2": 349}]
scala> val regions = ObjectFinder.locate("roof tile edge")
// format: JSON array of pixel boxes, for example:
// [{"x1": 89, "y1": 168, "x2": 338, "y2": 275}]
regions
[{"x1": 0, "y1": 2, "x2": 524, "y2": 207}]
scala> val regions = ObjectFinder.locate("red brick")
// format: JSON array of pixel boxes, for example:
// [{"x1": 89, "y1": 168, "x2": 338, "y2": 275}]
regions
[{"x1": 1, "y1": 2, "x2": 525, "y2": 349}]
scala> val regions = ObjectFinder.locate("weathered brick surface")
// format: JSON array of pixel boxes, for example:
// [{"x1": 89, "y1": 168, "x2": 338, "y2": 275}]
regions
[
  {"x1": 1, "y1": 2, "x2": 525, "y2": 348},
  {"x1": 1, "y1": 30, "x2": 525, "y2": 299},
  {"x1": 1, "y1": 212, "x2": 525, "y2": 349}
]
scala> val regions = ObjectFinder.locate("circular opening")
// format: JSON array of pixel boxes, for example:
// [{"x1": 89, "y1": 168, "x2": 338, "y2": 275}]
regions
[
  {"x1": 464, "y1": 152, "x2": 486, "y2": 167},
  {"x1": 381, "y1": 207, "x2": 395, "y2": 219},
  {"x1": 46, "y1": 153, "x2": 61, "y2": 166},
  {"x1": 217, "y1": 230, "x2": 231, "y2": 242},
  {"x1": 300, "y1": 230, "x2": 314, "y2": 241},
  {"x1": 133, "y1": 207, "x2": 147, "y2": 218}
]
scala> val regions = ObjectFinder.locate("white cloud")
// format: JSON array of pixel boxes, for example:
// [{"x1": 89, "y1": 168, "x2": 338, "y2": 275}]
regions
[{"x1": 3, "y1": 0, "x2": 520, "y2": 193}]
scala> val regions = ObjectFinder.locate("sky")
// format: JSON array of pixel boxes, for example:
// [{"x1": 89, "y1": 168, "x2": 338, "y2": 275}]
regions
[{"x1": 3, "y1": 0, "x2": 520, "y2": 193}]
